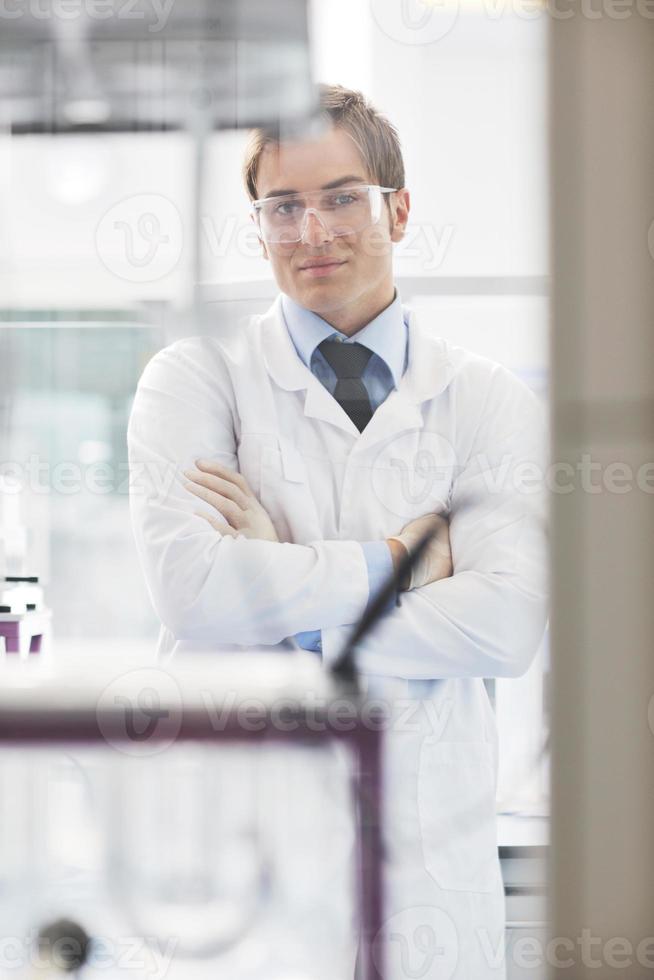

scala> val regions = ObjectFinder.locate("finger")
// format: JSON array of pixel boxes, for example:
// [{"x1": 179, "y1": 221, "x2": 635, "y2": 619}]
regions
[
  {"x1": 194, "y1": 459, "x2": 251, "y2": 496},
  {"x1": 183, "y1": 481, "x2": 243, "y2": 526},
  {"x1": 194, "y1": 511, "x2": 240, "y2": 536},
  {"x1": 183, "y1": 468, "x2": 249, "y2": 509}
]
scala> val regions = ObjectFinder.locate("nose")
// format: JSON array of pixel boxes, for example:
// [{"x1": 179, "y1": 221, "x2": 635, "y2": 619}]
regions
[{"x1": 299, "y1": 208, "x2": 333, "y2": 246}]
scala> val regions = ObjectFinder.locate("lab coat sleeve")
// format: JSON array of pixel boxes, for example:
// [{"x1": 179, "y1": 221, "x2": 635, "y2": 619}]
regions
[
  {"x1": 127, "y1": 339, "x2": 370, "y2": 646},
  {"x1": 321, "y1": 363, "x2": 549, "y2": 679},
  {"x1": 292, "y1": 542, "x2": 395, "y2": 653}
]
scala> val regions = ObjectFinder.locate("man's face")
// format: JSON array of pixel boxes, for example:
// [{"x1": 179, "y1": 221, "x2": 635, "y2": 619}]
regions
[{"x1": 253, "y1": 126, "x2": 410, "y2": 326}]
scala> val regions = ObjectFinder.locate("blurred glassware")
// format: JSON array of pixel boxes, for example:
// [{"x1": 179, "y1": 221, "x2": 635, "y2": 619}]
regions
[{"x1": 104, "y1": 745, "x2": 267, "y2": 958}]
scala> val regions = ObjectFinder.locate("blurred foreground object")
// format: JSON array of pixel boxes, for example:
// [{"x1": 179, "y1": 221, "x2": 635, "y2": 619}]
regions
[{"x1": 0, "y1": 0, "x2": 315, "y2": 134}]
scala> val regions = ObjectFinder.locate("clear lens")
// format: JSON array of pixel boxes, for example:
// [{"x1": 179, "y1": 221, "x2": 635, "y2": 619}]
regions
[{"x1": 255, "y1": 184, "x2": 386, "y2": 244}]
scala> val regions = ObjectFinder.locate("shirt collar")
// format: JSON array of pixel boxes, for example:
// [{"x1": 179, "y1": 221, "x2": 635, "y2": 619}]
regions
[{"x1": 280, "y1": 289, "x2": 408, "y2": 389}]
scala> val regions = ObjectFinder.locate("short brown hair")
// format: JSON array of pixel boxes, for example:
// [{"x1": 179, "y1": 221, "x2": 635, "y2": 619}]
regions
[{"x1": 242, "y1": 84, "x2": 405, "y2": 201}]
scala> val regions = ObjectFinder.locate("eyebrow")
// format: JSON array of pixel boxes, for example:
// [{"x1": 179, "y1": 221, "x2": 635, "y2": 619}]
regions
[{"x1": 261, "y1": 175, "x2": 368, "y2": 199}]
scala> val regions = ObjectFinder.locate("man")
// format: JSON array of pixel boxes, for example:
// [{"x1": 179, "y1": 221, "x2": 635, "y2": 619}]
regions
[{"x1": 127, "y1": 85, "x2": 548, "y2": 978}]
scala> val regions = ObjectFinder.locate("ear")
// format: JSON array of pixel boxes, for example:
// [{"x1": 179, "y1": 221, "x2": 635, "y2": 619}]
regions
[
  {"x1": 249, "y1": 211, "x2": 269, "y2": 261},
  {"x1": 389, "y1": 188, "x2": 410, "y2": 244}
]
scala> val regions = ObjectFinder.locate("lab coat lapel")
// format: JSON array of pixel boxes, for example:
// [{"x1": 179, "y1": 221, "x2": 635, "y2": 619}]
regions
[
  {"x1": 260, "y1": 298, "x2": 454, "y2": 444},
  {"x1": 260, "y1": 297, "x2": 359, "y2": 435},
  {"x1": 352, "y1": 307, "x2": 455, "y2": 454}
]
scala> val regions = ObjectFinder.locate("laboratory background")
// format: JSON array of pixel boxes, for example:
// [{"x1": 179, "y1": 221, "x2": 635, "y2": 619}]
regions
[{"x1": 0, "y1": 1, "x2": 652, "y2": 979}]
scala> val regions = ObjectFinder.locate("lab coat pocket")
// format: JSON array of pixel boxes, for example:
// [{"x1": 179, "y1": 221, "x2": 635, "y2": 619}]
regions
[
  {"x1": 260, "y1": 443, "x2": 321, "y2": 544},
  {"x1": 417, "y1": 740, "x2": 500, "y2": 893}
]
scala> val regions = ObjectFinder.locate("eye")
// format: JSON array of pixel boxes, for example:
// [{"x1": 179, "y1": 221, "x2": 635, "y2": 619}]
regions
[
  {"x1": 331, "y1": 192, "x2": 358, "y2": 207},
  {"x1": 274, "y1": 199, "x2": 302, "y2": 217}
]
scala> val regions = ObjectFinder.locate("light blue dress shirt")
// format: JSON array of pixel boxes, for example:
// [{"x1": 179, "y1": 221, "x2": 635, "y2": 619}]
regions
[{"x1": 280, "y1": 290, "x2": 409, "y2": 654}]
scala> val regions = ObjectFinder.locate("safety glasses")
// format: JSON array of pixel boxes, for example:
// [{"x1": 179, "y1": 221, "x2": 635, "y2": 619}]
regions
[{"x1": 251, "y1": 183, "x2": 397, "y2": 245}]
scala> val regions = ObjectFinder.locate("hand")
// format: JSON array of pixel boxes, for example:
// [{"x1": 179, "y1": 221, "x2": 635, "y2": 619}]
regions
[
  {"x1": 183, "y1": 459, "x2": 279, "y2": 542},
  {"x1": 386, "y1": 512, "x2": 453, "y2": 591}
]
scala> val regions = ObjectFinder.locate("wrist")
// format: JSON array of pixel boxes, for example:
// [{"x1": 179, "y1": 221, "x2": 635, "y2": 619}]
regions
[{"x1": 386, "y1": 538, "x2": 411, "y2": 592}]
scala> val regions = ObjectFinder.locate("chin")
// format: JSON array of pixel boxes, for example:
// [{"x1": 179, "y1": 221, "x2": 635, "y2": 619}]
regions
[{"x1": 297, "y1": 284, "x2": 348, "y2": 311}]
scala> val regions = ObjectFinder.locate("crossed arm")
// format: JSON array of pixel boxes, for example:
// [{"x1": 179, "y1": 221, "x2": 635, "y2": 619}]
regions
[
  {"x1": 127, "y1": 339, "x2": 548, "y2": 679},
  {"x1": 182, "y1": 460, "x2": 451, "y2": 584},
  {"x1": 180, "y1": 459, "x2": 452, "y2": 652}
]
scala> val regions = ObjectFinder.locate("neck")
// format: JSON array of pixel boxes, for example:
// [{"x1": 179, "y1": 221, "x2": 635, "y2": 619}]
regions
[{"x1": 317, "y1": 282, "x2": 396, "y2": 337}]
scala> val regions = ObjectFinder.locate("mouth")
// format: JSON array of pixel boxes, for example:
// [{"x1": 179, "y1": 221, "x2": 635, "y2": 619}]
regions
[{"x1": 298, "y1": 258, "x2": 347, "y2": 278}]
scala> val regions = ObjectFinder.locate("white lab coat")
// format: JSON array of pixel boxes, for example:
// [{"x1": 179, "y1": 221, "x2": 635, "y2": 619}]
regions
[{"x1": 127, "y1": 294, "x2": 548, "y2": 979}]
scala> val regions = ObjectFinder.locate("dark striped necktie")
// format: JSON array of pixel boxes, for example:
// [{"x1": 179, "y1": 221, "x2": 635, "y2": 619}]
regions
[{"x1": 317, "y1": 338, "x2": 374, "y2": 432}]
